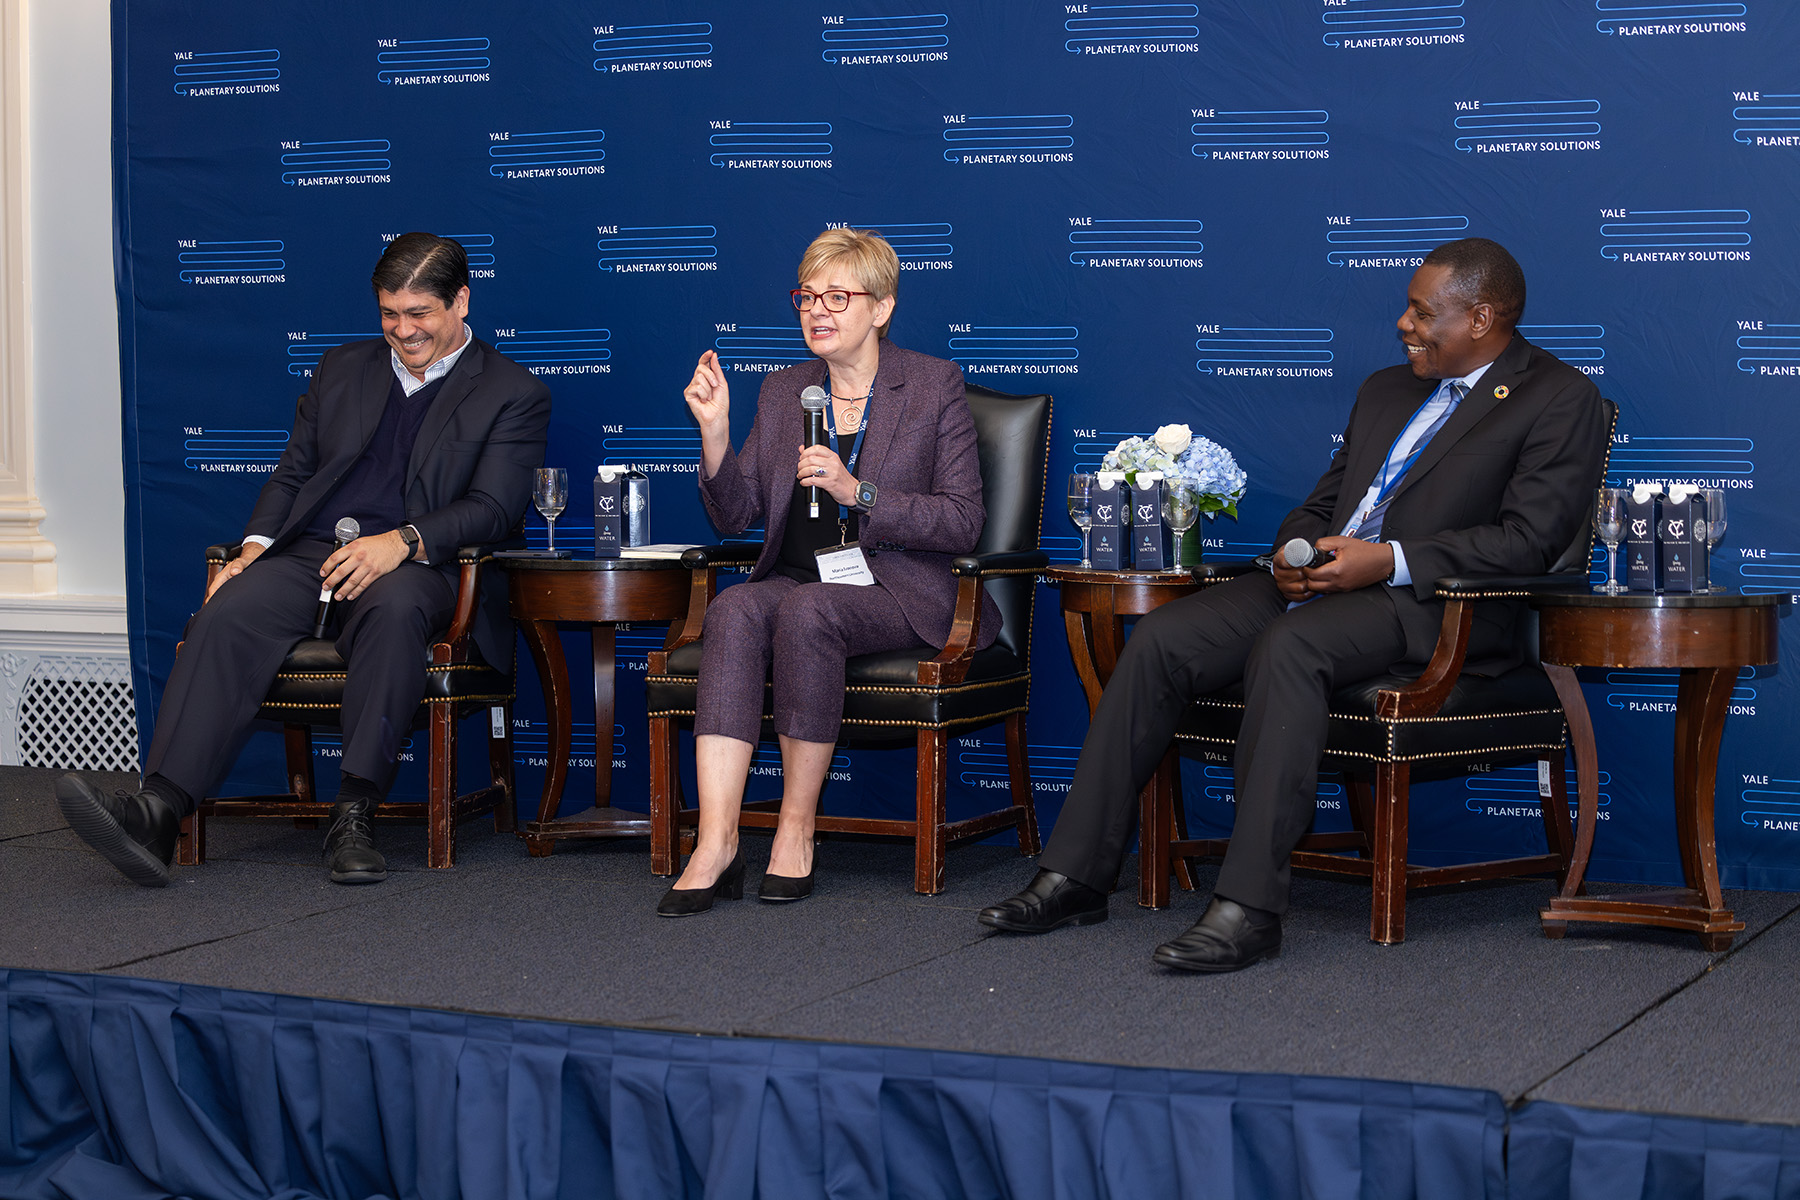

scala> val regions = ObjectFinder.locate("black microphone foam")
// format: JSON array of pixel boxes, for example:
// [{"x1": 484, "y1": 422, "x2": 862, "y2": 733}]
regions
[{"x1": 800, "y1": 385, "x2": 828, "y2": 518}]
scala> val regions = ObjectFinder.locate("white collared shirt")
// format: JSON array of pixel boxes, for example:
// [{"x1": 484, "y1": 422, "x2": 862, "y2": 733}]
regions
[{"x1": 392, "y1": 322, "x2": 474, "y2": 395}]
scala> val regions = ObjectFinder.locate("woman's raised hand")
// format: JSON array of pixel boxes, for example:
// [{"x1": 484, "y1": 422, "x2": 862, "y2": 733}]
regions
[{"x1": 684, "y1": 350, "x2": 730, "y2": 436}]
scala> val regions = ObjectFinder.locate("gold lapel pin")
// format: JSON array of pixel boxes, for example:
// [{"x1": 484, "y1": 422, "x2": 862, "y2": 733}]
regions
[{"x1": 1493, "y1": 385, "x2": 1510, "y2": 399}]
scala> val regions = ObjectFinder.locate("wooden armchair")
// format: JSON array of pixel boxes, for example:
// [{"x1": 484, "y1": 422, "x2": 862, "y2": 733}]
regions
[
  {"x1": 643, "y1": 385, "x2": 1052, "y2": 892},
  {"x1": 174, "y1": 541, "x2": 518, "y2": 869},
  {"x1": 1148, "y1": 399, "x2": 1618, "y2": 943}
]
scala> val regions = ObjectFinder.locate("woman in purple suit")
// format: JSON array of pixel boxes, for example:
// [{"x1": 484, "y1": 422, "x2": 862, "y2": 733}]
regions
[{"x1": 663, "y1": 228, "x2": 998, "y2": 915}]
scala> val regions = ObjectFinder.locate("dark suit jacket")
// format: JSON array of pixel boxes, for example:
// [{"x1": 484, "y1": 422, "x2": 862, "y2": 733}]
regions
[
  {"x1": 244, "y1": 336, "x2": 552, "y2": 667},
  {"x1": 699, "y1": 342, "x2": 1000, "y2": 650},
  {"x1": 1275, "y1": 333, "x2": 1608, "y2": 673}
]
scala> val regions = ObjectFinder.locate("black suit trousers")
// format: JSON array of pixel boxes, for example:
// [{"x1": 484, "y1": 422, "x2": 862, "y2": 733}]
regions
[
  {"x1": 1038, "y1": 571, "x2": 1412, "y2": 913},
  {"x1": 145, "y1": 541, "x2": 457, "y2": 808}
]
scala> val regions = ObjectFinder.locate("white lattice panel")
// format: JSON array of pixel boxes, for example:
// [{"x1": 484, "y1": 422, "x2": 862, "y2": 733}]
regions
[{"x1": 13, "y1": 655, "x2": 137, "y2": 772}]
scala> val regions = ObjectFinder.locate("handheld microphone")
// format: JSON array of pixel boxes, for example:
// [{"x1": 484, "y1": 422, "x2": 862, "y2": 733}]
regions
[
  {"x1": 800, "y1": 385, "x2": 828, "y2": 519},
  {"x1": 313, "y1": 516, "x2": 361, "y2": 638},
  {"x1": 1280, "y1": 537, "x2": 1335, "y2": 569}
]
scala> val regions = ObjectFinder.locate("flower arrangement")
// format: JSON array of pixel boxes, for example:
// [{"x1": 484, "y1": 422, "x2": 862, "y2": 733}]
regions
[{"x1": 1100, "y1": 423, "x2": 1247, "y2": 518}]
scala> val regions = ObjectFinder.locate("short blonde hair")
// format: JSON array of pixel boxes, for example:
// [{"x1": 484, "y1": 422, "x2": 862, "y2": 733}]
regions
[{"x1": 797, "y1": 228, "x2": 899, "y2": 338}]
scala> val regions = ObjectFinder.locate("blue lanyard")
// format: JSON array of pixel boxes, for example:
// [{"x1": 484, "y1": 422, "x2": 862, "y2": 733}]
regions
[
  {"x1": 824, "y1": 377, "x2": 874, "y2": 524},
  {"x1": 1369, "y1": 379, "x2": 1462, "y2": 509}
]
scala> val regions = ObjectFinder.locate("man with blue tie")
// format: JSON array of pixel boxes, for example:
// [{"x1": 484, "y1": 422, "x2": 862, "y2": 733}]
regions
[{"x1": 980, "y1": 238, "x2": 1609, "y2": 970}]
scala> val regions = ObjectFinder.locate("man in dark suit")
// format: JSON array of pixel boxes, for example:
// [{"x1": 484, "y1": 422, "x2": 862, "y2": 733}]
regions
[
  {"x1": 58, "y1": 233, "x2": 551, "y2": 887},
  {"x1": 980, "y1": 238, "x2": 1608, "y2": 970}
]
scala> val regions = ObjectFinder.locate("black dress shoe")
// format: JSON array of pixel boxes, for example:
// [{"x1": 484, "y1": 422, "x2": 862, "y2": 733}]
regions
[
  {"x1": 977, "y1": 869, "x2": 1108, "y2": 933},
  {"x1": 758, "y1": 867, "x2": 814, "y2": 902},
  {"x1": 657, "y1": 848, "x2": 746, "y2": 917},
  {"x1": 1152, "y1": 896, "x2": 1282, "y2": 973},
  {"x1": 56, "y1": 775, "x2": 179, "y2": 888},
  {"x1": 323, "y1": 799, "x2": 388, "y2": 885}
]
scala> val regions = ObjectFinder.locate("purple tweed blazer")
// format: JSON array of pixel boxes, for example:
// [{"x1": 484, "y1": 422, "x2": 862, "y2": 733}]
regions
[{"x1": 698, "y1": 341, "x2": 1001, "y2": 651}]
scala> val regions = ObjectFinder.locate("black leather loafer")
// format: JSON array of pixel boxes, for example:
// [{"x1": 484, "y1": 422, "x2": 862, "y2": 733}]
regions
[
  {"x1": 977, "y1": 869, "x2": 1108, "y2": 933},
  {"x1": 1152, "y1": 896, "x2": 1282, "y2": 973},
  {"x1": 758, "y1": 868, "x2": 814, "y2": 902},
  {"x1": 657, "y1": 848, "x2": 746, "y2": 917},
  {"x1": 323, "y1": 798, "x2": 388, "y2": 885},
  {"x1": 56, "y1": 775, "x2": 179, "y2": 888}
]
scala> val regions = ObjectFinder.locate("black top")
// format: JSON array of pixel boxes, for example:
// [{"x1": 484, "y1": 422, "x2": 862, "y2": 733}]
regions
[
  {"x1": 775, "y1": 439, "x2": 859, "y2": 583},
  {"x1": 304, "y1": 371, "x2": 446, "y2": 541}
]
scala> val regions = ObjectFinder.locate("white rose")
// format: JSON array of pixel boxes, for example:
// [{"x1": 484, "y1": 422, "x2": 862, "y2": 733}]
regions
[{"x1": 1152, "y1": 423, "x2": 1192, "y2": 457}]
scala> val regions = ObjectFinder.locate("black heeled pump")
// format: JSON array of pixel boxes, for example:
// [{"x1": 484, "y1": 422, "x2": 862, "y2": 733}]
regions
[
  {"x1": 656, "y1": 847, "x2": 746, "y2": 917},
  {"x1": 757, "y1": 866, "x2": 814, "y2": 902}
]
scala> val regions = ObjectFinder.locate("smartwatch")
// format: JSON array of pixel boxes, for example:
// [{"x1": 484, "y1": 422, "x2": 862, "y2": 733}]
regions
[
  {"x1": 853, "y1": 479, "x2": 879, "y2": 512},
  {"x1": 398, "y1": 525, "x2": 422, "y2": 556}
]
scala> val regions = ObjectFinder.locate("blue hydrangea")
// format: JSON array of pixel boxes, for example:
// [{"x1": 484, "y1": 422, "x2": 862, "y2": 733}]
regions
[{"x1": 1101, "y1": 434, "x2": 1247, "y2": 518}]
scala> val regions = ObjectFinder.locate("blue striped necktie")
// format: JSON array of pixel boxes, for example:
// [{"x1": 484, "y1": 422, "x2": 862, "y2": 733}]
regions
[{"x1": 1353, "y1": 379, "x2": 1466, "y2": 542}]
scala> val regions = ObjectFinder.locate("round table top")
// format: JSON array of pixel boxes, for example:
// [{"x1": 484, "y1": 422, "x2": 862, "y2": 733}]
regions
[
  {"x1": 495, "y1": 553, "x2": 688, "y2": 572},
  {"x1": 1047, "y1": 565, "x2": 1200, "y2": 585},
  {"x1": 1527, "y1": 588, "x2": 1791, "y2": 610}
]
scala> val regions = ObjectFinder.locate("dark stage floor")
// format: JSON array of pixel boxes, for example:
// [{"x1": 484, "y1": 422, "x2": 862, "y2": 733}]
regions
[{"x1": 4, "y1": 765, "x2": 1796, "y2": 1128}]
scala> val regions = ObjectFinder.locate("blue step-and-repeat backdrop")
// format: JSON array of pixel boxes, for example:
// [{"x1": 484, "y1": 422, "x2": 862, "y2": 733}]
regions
[{"x1": 114, "y1": 1, "x2": 1800, "y2": 889}]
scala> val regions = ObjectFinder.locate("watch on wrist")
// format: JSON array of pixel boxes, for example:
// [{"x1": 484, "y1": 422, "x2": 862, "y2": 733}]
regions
[
  {"x1": 398, "y1": 525, "x2": 422, "y2": 556},
  {"x1": 854, "y1": 479, "x2": 879, "y2": 512}
]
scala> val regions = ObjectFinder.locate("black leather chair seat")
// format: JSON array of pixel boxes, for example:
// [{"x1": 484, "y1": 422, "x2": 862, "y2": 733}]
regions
[
  {"x1": 1174, "y1": 664, "x2": 1566, "y2": 767},
  {"x1": 257, "y1": 637, "x2": 514, "y2": 714},
  {"x1": 646, "y1": 639, "x2": 1029, "y2": 747}
]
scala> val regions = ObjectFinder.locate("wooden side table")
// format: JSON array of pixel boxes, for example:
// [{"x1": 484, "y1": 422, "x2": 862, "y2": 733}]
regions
[
  {"x1": 501, "y1": 557, "x2": 691, "y2": 855},
  {"x1": 1047, "y1": 566, "x2": 1200, "y2": 906},
  {"x1": 1530, "y1": 590, "x2": 1788, "y2": 949}
]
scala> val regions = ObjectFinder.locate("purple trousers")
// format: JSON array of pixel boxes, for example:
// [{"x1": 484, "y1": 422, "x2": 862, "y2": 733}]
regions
[{"x1": 694, "y1": 576, "x2": 920, "y2": 745}]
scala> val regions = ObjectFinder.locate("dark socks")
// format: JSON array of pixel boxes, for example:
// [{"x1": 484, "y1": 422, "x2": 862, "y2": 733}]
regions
[
  {"x1": 142, "y1": 773, "x2": 193, "y2": 819},
  {"x1": 336, "y1": 772, "x2": 384, "y2": 806},
  {"x1": 336, "y1": 772, "x2": 384, "y2": 805},
  {"x1": 1218, "y1": 893, "x2": 1280, "y2": 922}
]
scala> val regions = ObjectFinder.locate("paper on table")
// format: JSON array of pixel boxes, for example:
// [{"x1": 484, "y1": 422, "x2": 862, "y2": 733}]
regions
[{"x1": 618, "y1": 544, "x2": 701, "y2": 559}]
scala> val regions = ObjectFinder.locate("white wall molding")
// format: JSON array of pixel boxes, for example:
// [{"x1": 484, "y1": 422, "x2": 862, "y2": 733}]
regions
[
  {"x1": 0, "y1": 593, "x2": 127, "y2": 643},
  {"x1": 0, "y1": 2, "x2": 57, "y2": 595}
]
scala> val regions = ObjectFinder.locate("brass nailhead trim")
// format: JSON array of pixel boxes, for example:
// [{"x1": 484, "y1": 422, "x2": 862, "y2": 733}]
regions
[
  {"x1": 1174, "y1": 732, "x2": 1566, "y2": 765},
  {"x1": 644, "y1": 704, "x2": 1029, "y2": 732}
]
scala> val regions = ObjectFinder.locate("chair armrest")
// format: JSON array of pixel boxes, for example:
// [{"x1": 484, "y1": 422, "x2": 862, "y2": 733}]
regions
[
  {"x1": 455, "y1": 541, "x2": 520, "y2": 564},
  {"x1": 1381, "y1": 572, "x2": 1589, "y2": 717},
  {"x1": 679, "y1": 543, "x2": 762, "y2": 570},
  {"x1": 1192, "y1": 560, "x2": 1260, "y2": 584},
  {"x1": 922, "y1": 550, "x2": 1045, "y2": 686},
  {"x1": 202, "y1": 542, "x2": 246, "y2": 600},
  {"x1": 1434, "y1": 572, "x2": 1591, "y2": 599},
  {"x1": 950, "y1": 549, "x2": 1048, "y2": 576},
  {"x1": 437, "y1": 549, "x2": 498, "y2": 661},
  {"x1": 658, "y1": 545, "x2": 761, "y2": 656}
]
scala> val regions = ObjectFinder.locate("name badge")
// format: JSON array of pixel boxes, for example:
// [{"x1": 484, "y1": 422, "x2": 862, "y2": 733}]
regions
[{"x1": 815, "y1": 541, "x2": 876, "y2": 586}]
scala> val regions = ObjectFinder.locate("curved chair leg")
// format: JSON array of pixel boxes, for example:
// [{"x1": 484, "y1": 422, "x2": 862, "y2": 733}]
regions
[
  {"x1": 1005, "y1": 711, "x2": 1041, "y2": 854},
  {"x1": 914, "y1": 728, "x2": 948, "y2": 894},
  {"x1": 647, "y1": 713, "x2": 680, "y2": 876},
  {"x1": 427, "y1": 703, "x2": 456, "y2": 868},
  {"x1": 1369, "y1": 762, "x2": 1410, "y2": 944},
  {"x1": 176, "y1": 812, "x2": 203, "y2": 866},
  {"x1": 489, "y1": 702, "x2": 517, "y2": 833},
  {"x1": 1538, "y1": 749, "x2": 1576, "y2": 889}
]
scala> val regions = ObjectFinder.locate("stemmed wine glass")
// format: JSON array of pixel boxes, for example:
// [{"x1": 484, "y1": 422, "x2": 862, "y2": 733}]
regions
[
  {"x1": 1161, "y1": 485, "x2": 1199, "y2": 573},
  {"x1": 1699, "y1": 488, "x2": 1727, "y2": 592},
  {"x1": 533, "y1": 468, "x2": 568, "y2": 554},
  {"x1": 1068, "y1": 473, "x2": 1095, "y2": 569},
  {"x1": 1593, "y1": 486, "x2": 1627, "y2": 594}
]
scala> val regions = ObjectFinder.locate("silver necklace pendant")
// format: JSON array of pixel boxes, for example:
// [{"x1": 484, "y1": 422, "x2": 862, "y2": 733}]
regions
[{"x1": 838, "y1": 405, "x2": 862, "y2": 431}]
